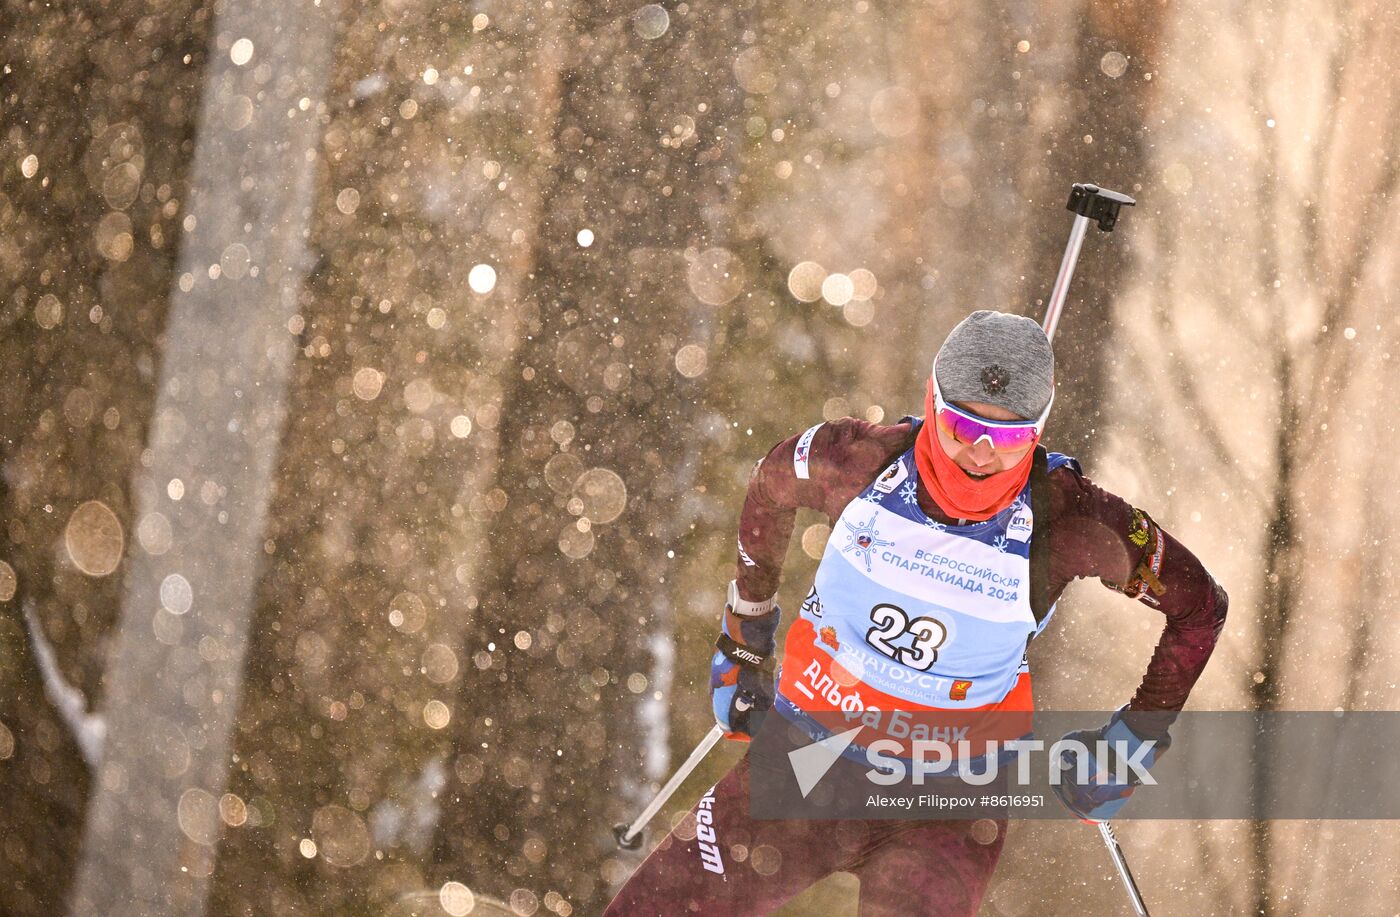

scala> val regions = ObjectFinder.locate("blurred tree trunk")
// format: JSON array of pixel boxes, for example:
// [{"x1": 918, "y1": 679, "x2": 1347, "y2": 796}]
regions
[
  {"x1": 1011, "y1": 2, "x2": 1168, "y2": 462},
  {"x1": 0, "y1": 2, "x2": 211, "y2": 912},
  {"x1": 208, "y1": 3, "x2": 562, "y2": 914},
  {"x1": 429, "y1": 1, "x2": 749, "y2": 911},
  {"x1": 1244, "y1": 5, "x2": 1400, "y2": 914},
  {"x1": 69, "y1": 0, "x2": 339, "y2": 912}
]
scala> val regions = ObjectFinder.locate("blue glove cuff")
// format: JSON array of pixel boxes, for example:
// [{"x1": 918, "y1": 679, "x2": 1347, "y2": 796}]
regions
[
  {"x1": 720, "y1": 605, "x2": 780, "y2": 657},
  {"x1": 1103, "y1": 715, "x2": 1153, "y2": 760}
]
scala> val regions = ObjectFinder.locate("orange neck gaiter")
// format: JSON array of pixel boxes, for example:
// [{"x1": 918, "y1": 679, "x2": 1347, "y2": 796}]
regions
[{"x1": 913, "y1": 379, "x2": 1038, "y2": 522}]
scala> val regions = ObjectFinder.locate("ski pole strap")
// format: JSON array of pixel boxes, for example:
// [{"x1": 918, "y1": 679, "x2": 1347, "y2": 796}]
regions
[
  {"x1": 1029, "y1": 445, "x2": 1051, "y2": 626},
  {"x1": 715, "y1": 632, "x2": 770, "y2": 669}
]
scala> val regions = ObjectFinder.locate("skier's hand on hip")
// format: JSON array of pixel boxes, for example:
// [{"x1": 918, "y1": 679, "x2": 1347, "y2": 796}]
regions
[
  {"x1": 1051, "y1": 707, "x2": 1170, "y2": 822},
  {"x1": 709, "y1": 580, "x2": 779, "y2": 741}
]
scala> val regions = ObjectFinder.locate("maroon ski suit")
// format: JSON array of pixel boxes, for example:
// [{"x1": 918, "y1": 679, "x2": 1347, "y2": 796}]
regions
[{"x1": 605, "y1": 418, "x2": 1227, "y2": 916}]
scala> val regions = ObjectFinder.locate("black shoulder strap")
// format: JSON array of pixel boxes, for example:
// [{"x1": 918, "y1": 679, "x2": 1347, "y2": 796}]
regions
[{"x1": 1029, "y1": 445, "x2": 1051, "y2": 626}]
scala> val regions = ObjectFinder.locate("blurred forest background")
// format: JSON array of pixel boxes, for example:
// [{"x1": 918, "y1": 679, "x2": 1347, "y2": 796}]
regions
[{"x1": 3, "y1": 0, "x2": 1400, "y2": 914}]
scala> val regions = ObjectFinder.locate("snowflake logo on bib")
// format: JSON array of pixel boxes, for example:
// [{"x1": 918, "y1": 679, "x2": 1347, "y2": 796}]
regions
[
  {"x1": 899, "y1": 479, "x2": 919, "y2": 505},
  {"x1": 840, "y1": 511, "x2": 894, "y2": 572}
]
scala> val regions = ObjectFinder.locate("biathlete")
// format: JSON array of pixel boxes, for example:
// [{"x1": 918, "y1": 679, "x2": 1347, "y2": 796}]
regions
[{"x1": 605, "y1": 310, "x2": 1227, "y2": 916}]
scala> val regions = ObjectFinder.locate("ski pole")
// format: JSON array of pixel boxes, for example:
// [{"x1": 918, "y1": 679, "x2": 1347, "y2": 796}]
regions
[
  {"x1": 1097, "y1": 821, "x2": 1150, "y2": 916},
  {"x1": 1040, "y1": 181, "x2": 1149, "y2": 915},
  {"x1": 1041, "y1": 182, "x2": 1135, "y2": 342},
  {"x1": 613, "y1": 723, "x2": 726, "y2": 850}
]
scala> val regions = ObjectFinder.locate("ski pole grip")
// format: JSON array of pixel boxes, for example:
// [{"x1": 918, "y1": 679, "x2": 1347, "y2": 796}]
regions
[{"x1": 1067, "y1": 183, "x2": 1136, "y2": 231}]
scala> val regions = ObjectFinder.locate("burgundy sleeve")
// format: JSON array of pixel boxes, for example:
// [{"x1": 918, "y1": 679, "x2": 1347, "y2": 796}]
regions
[
  {"x1": 1046, "y1": 466, "x2": 1229, "y2": 725},
  {"x1": 734, "y1": 419, "x2": 908, "y2": 602},
  {"x1": 733, "y1": 434, "x2": 803, "y2": 603}
]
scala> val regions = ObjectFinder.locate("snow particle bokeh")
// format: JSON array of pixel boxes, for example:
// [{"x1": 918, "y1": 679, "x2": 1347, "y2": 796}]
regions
[
  {"x1": 550, "y1": 421, "x2": 575, "y2": 445},
  {"x1": 849, "y1": 268, "x2": 877, "y2": 301},
  {"x1": 34, "y1": 294, "x2": 64, "y2": 330},
  {"x1": 510, "y1": 888, "x2": 541, "y2": 916},
  {"x1": 423, "y1": 700, "x2": 452, "y2": 729},
  {"x1": 0, "y1": 721, "x2": 13, "y2": 760},
  {"x1": 299, "y1": 838, "x2": 317, "y2": 859},
  {"x1": 0, "y1": 561, "x2": 16, "y2": 602},
  {"x1": 686, "y1": 247, "x2": 744, "y2": 305},
  {"x1": 870, "y1": 86, "x2": 919, "y2": 137},
  {"x1": 220, "y1": 242, "x2": 251, "y2": 280},
  {"x1": 423, "y1": 644, "x2": 460, "y2": 683},
  {"x1": 674, "y1": 344, "x2": 708, "y2": 378},
  {"x1": 1100, "y1": 51, "x2": 1129, "y2": 78},
  {"x1": 801, "y1": 524, "x2": 831, "y2": 560},
  {"x1": 135, "y1": 512, "x2": 172, "y2": 557},
  {"x1": 971, "y1": 819, "x2": 1000, "y2": 845},
  {"x1": 733, "y1": 47, "x2": 776, "y2": 95},
  {"x1": 102, "y1": 162, "x2": 142, "y2": 210},
  {"x1": 352, "y1": 367, "x2": 385, "y2": 401},
  {"x1": 389, "y1": 592, "x2": 428, "y2": 633},
  {"x1": 822, "y1": 396, "x2": 850, "y2": 421},
  {"x1": 153, "y1": 607, "x2": 184, "y2": 645},
  {"x1": 821, "y1": 272, "x2": 855, "y2": 306},
  {"x1": 160, "y1": 573, "x2": 194, "y2": 615},
  {"x1": 843, "y1": 300, "x2": 875, "y2": 327},
  {"x1": 572, "y1": 468, "x2": 627, "y2": 523},
  {"x1": 20, "y1": 154, "x2": 38, "y2": 178},
  {"x1": 787, "y1": 261, "x2": 826, "y2": 302},
  {"x1": 95, "y1": 211, "x2": 134, "y2": 262},
  {"x1": 468, "y1": 263, "x2": 497, "y2": 294},
  {"x1": 450, "y1": 415, "x2": 473, "y2": 438},
  {"x1": 544, "y1": 453, "x2": 585, "y2": 494},
  {"x1": 229, "y1": 38, "x2": 254, "y2": 66},
  {"x1": 439, "y1": 882, "x2": 476, "y2": 917},
  {"x1": 220, "y1": 793, "x2": 248, "y2": 827},
  {"x1": 576, "y1": 228, "x2": 595, "y2": 247},
  {"x1": 311, "y1": 805, "x2": 371, "y2": 867},
  {"x1": 633, "y1": 4, "x2": 670, "y2": 39},
  {"x1": 749, "y1": 844, "x2": 783, "y2": 876},
  {"x1": 558, "y1": 525, "x2": 595, "y2": 560},
  {"x1": 64, "y1": 500, "x2": 124, "y2": 576},
  {"x1": 335, "y1": 187, "x2": 360, "y2": 215},
  {"x1": 177, "y1": 788, "x2": 221, "y2": 846},
  {"x1": 403, "y1": 378, "x2": 435, "y2": 413}
]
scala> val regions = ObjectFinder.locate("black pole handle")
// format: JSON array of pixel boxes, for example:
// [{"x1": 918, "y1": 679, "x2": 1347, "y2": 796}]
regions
[{"x1": 1067, "y1": 183, "x2": 1136, "y2": 231}]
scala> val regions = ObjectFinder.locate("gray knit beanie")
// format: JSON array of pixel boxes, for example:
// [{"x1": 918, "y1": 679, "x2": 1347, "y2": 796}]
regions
[{"x1": 933, "y1": 310, "x2": 1055, "y2": 420}]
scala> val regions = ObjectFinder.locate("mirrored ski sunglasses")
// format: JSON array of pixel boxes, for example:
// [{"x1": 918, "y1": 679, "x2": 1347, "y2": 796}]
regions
[{"x1": 930, "y1": 372, "x2": 1053, "y2": 452}]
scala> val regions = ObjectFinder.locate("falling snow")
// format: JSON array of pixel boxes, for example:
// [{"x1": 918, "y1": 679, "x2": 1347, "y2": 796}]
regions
[{"x1": 2, "y1": 2, "x2": 1398, "y2": 916}]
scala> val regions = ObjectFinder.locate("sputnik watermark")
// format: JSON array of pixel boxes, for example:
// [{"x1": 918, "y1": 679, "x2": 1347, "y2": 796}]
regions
[
  {"x1": 865, "y1": 737, "x2": 1157, "y2": 786},
  {"x1": 753, "y1": 711, "x2": 1400, "y2": 820},
  {"x1": 785, "y1": 731, "x2": 1158, "y2": 802}
]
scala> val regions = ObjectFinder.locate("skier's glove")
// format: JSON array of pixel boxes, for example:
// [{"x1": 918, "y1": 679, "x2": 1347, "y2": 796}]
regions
[
  {"x1": 709, "y1": 580, "x2": 779, "y2": 741},
  {"x1": 1051, "y1": 707, "x2": 1170, "y2": 823}
]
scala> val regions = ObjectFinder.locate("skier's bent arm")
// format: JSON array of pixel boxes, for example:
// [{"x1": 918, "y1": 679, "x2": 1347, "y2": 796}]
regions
[
  {"x1": 730, "y1": 418, "x2": 908, "y2": 636},
  {"x1": 1047, "y1": 465, "x2": 1229, "y2": 736},
  {"x1": 732, "y1": 435, "x2": 801, "y2": 610}
]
